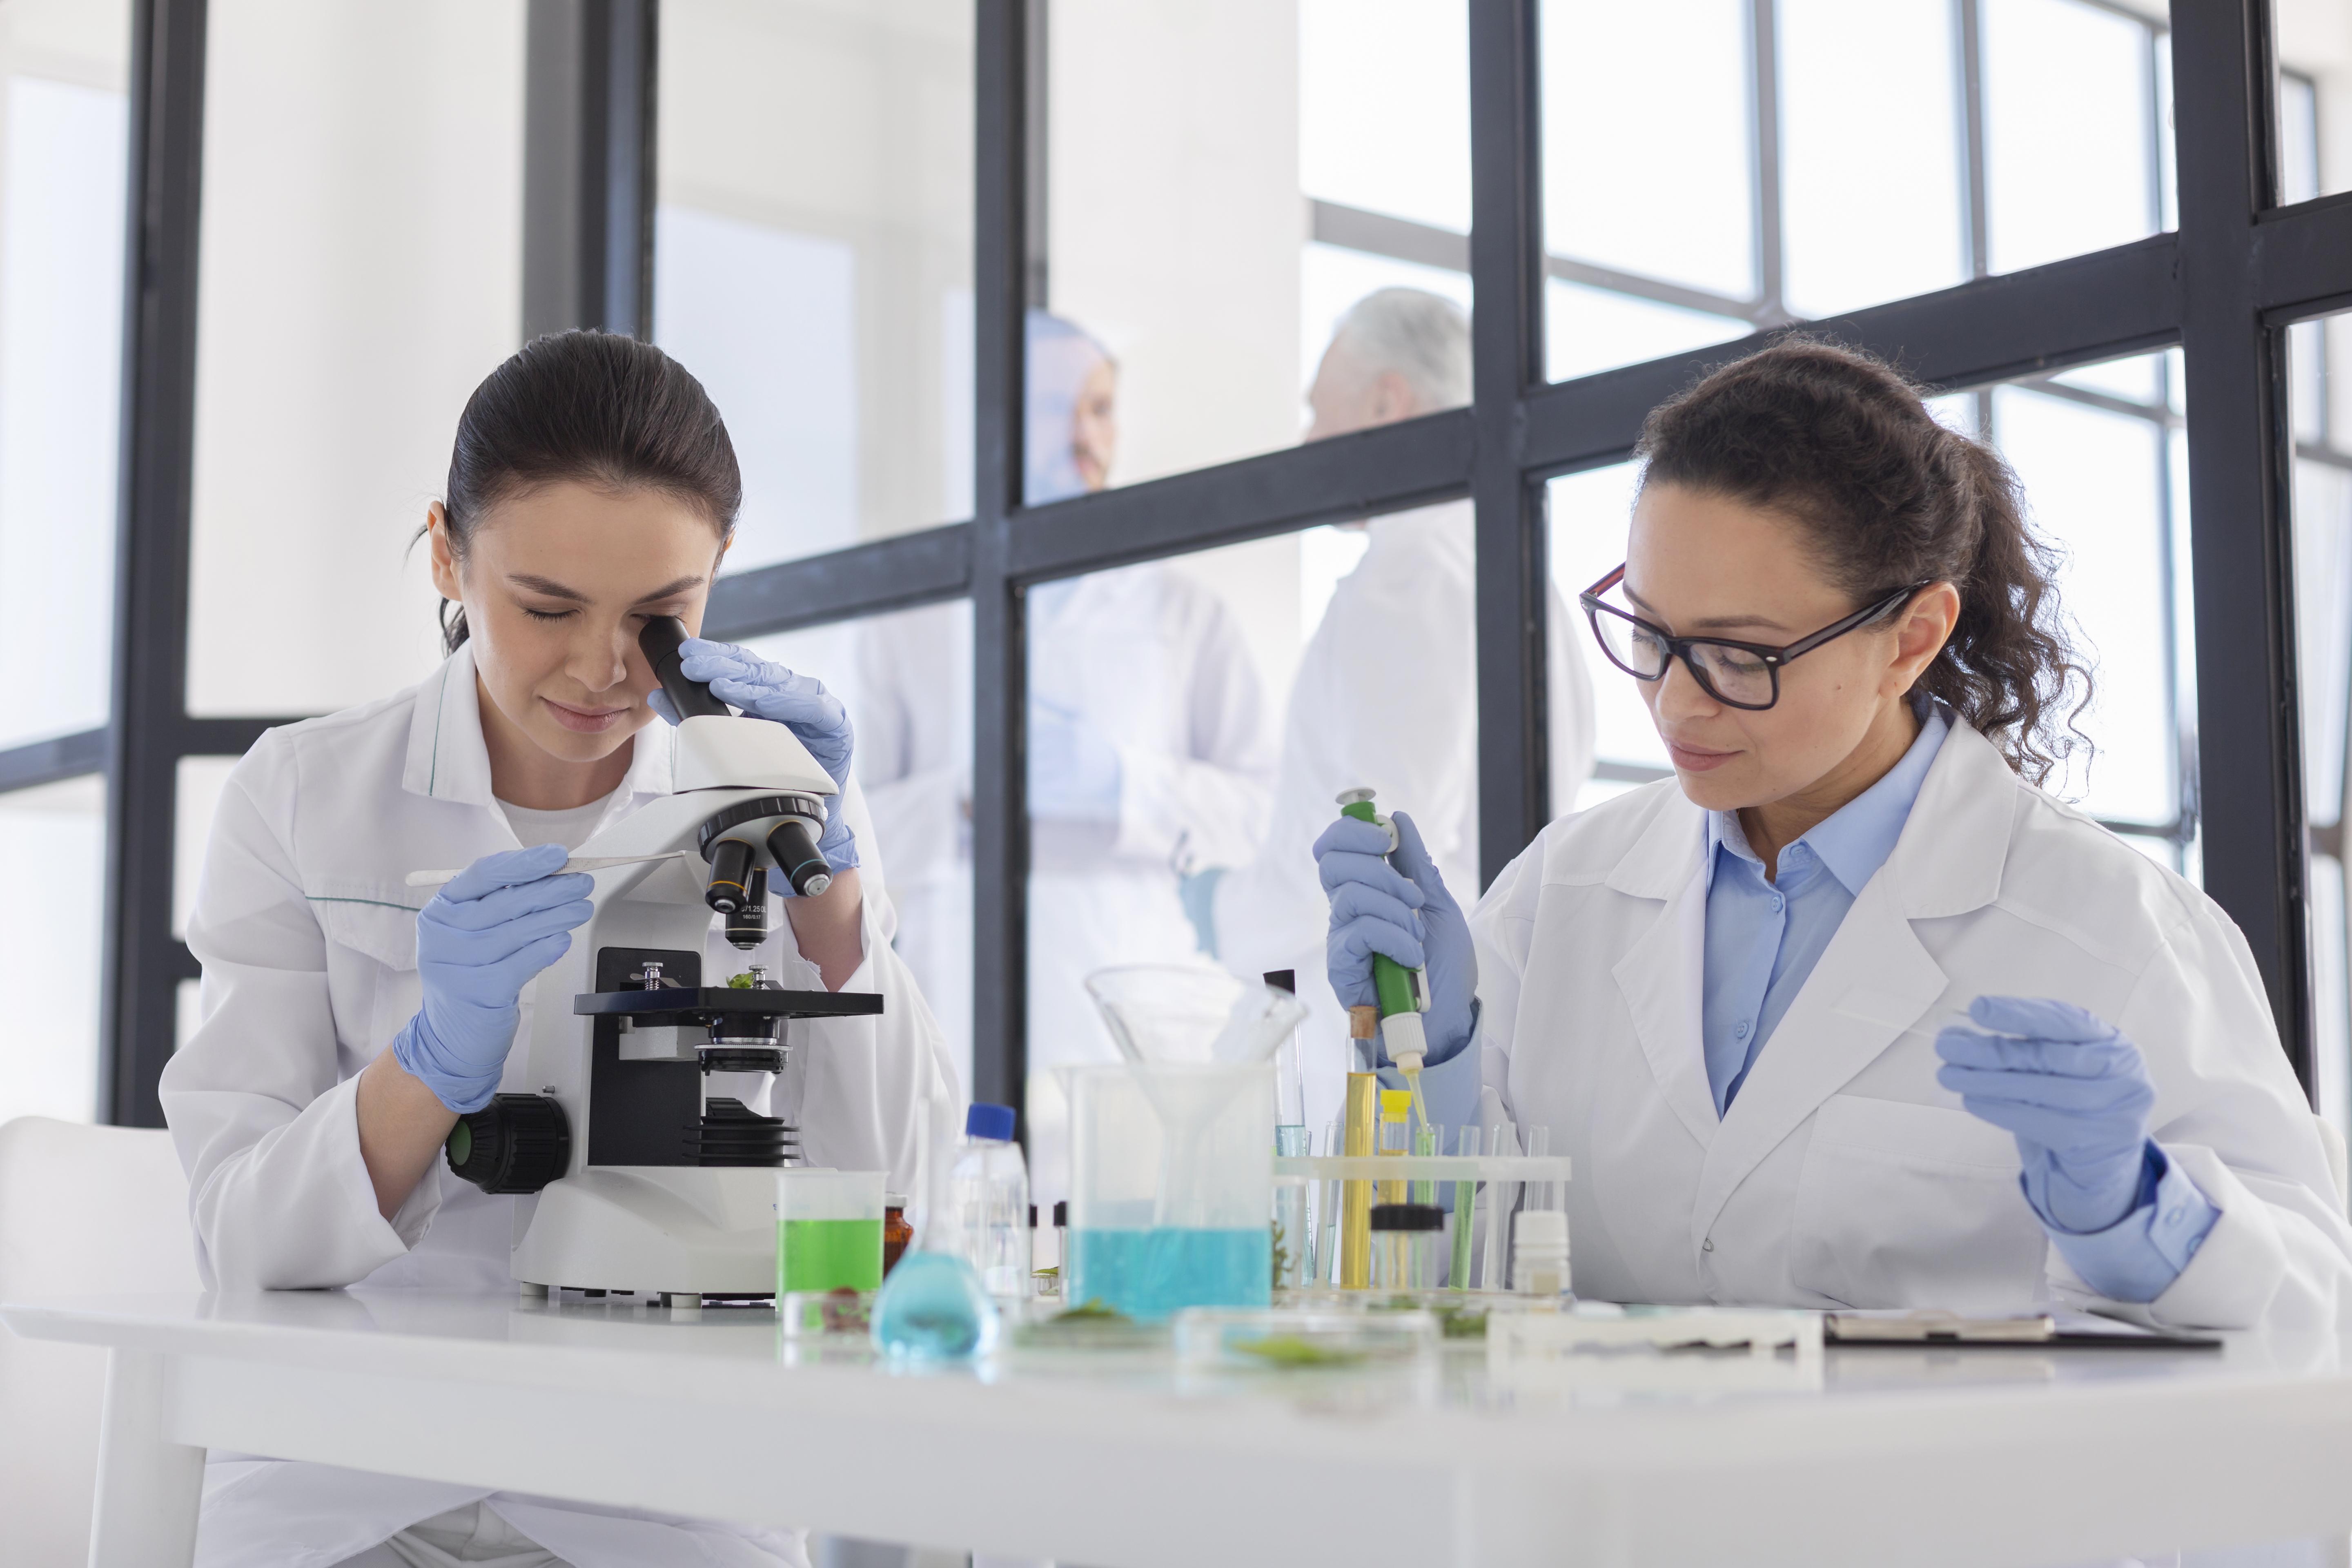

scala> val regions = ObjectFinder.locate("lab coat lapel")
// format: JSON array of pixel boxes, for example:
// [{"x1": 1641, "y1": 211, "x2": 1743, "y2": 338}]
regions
[
  {"x1": 1686, "y1": 721, "x2": 2015, "y2": 1247},
  {"x1": 401, "y1": 645, "x2": 494, "y2": 806},
  {"x1": 1608, "y1": 795, "x2": 1719, "y2": 1148},
  {"x1": 1688, "y1": 873, "x2": 1949, "y2": 1248}
]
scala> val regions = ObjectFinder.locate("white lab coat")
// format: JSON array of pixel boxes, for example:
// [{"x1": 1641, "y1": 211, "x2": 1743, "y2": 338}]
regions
[
  {"x1": 160, "y1": 645, "x2": 956, "y2": 1568},
  {"x1": 1209, "y1": 499, "x2": 1595, "y2": 1137},
  {"x1": 1454, "y1": 718, "x2": 2352, "y2": 1332},
  {"x1": 855, "y1": 566, "x2": 1275, "y2": 1198}
]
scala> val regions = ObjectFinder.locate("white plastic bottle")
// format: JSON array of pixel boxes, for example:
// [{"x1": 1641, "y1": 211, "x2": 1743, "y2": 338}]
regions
[
  {"x1": 951, "y1": 1103, "x2": 1033, "y2": 1300},
  {"x1": 1512, "y1": 1209, "x2": 1570, "y2": 1297}
]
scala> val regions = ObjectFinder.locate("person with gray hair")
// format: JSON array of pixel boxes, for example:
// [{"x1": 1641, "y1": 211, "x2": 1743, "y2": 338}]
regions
[
  {"x1": 1312, "y1": 286, "x2": 1473, "y2": 421},
  {"x1": 1186, "y1": 287, "x2": 1595, "y2": 1144}
]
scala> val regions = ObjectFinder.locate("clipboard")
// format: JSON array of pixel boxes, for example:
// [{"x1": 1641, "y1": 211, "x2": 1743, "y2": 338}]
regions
[{"x1": 1824, "y1": 1308, "x2": 2220, "y2": 1350}]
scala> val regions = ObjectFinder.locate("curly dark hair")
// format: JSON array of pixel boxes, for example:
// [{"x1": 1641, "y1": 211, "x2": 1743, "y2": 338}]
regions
[{"x1": 1634, "y1": 336, "x2": 2091, "y2": 785}]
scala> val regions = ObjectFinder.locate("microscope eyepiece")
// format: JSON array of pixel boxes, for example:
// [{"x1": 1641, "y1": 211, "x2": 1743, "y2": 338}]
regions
[
  {"x1": 639, "y1": 615, "x2": 730, "y2": 721},
  {"x1": 766, "y1": 820, "x2": 832, "y2": 899}
]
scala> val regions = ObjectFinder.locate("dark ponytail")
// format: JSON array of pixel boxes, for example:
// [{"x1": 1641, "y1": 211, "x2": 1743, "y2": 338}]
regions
[
  {"x1": 1633, "y1": 336, "x2": 2090, "y2": 786},
  {"x1": 427, "y1": 330, "x2": 743, "y2": 651}
]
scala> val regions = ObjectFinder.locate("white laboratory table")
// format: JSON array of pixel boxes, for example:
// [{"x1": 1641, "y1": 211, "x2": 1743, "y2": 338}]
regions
[{"x1": 9, "y1": 1290, "x2": 2352, "y2": 1568}]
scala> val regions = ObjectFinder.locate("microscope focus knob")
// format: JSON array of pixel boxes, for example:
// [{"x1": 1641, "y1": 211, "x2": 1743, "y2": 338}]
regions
[{"x1": 445, "y1": 1094, "x2": 571, "y2": 1194}]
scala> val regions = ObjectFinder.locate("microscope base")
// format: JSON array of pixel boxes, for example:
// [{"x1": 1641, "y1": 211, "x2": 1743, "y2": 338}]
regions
[{"x1": 512, "y1": 1166, "x2": 800, "y2": 1297}]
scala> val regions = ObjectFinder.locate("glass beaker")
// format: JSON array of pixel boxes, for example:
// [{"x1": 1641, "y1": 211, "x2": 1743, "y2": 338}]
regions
[
  {"x1": 1067, "y1": 966, "x2": 1303, "y2": 1320},
  {"x1": 1064, "y1": 1060, "x2": 1276, "y2": 1321},
  {"x1": 776, "y1": 1170, "x2": 884, "y2": 1296}
]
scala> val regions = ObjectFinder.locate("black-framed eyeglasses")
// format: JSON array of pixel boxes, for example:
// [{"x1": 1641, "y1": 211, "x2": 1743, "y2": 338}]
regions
[{"x1": 1579, "y1": 565, "x2": 1931, "y2": 712}]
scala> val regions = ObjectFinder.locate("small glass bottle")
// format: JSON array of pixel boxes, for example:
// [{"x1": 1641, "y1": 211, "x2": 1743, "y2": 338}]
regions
[
  {"x1": 881, "y1": 1193, "x2": 913, "y2": 1276},
  {"x1": 949, "y1": 1102, "x2": 1032, "y2": 1300},
  {"x1": 1370, "y1": 1202, "x2": 1443, "y2": 1291}
]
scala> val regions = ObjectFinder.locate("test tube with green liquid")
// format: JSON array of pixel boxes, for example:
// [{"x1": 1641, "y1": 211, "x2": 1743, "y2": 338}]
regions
[{"x1": 1450, "y1": 1125, "x2": 1479, "y2": 1289}]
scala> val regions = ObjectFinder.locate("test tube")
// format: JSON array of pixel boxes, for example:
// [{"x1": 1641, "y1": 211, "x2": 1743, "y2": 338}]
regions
[
  {"x1": 1321, "y1": 1120, "x2": 1343, "y2": 1286},
  {"x1": 1483, "y1": 1119, "x2": 1520, "y2": 1292},
  {"x1": 1273, "y1": 1124, "x2": 1310, "y2": 1290},
  {"x1": 1411, "y1": 1119, "x2": 1439, "y2": 1208},
  {"x1": 1449, "y1": 1125, "x2": 1479, "y2": 1290},
  {"x1": 1526, "y1": 1124, "x2": 1552, "y2": 1212},
  {"x1": 1377, "y1": 1089, "x2": 1411, "y2": 1205},
  {"x1": 1342, "y1": 1074, "x2": 1378, "y2": 1289}
]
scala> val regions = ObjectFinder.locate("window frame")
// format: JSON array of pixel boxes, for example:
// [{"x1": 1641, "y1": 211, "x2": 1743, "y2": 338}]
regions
[{"x1": 11, "y1": 0, "x2": 2345, "y2": 1125}]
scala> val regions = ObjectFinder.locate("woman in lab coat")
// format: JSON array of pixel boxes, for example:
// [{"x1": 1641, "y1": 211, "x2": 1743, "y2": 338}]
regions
[
  {"x1": 160, "y1": 331, "x2": 954, "y2": 1568},
  {"x1": 1319, "y1": 338, "x2": 2352, "y2": 1332}
]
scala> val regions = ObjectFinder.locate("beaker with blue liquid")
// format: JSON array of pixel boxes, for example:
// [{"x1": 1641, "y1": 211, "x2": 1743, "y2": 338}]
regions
[{"x1": 1065, "y1": 967, "x2": 1307, "y2": 1322}]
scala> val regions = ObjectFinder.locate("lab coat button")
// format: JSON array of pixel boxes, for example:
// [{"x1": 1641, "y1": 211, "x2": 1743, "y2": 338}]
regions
[
  {"x1": 1733, "y1": 1020, "x2": 1750, "y2": 1040},
  {"x1": 2165, "y1": 1207, "x2": 2185, "y2": 1225},
  {"x1": 1702, "y1": 1238, "x2": 1714, "y2": 1252}
]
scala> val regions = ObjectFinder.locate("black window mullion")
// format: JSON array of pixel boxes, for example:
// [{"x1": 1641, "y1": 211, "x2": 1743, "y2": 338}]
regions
[
  {"x1": 971, "y1": 0, "x2": 1029, "y2": 1127},
  {"x1": 1469, "y1": 0, "x2": 1549, "y2": 889},
  {"x1": 522, "y1": 0, "x2": 656, "y2": 341},
  {"x1": 2172, "y1": 0, "x2": 2311, "y2": 1093},
  {"x1": 104, "y1": 0, "x2": 208, "y2": 1128},
  {"x1": 0, "y1": 729, "x2": 109, "y2": 795}
]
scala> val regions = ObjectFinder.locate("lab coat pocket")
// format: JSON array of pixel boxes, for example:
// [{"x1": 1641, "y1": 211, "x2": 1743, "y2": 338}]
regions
[
  {"x1": 1790, "y1": 1094, "x2": 2048, "y2": 1310},
  {"x1": 310, "y1": 890, "x2": 423, "y2": 1052}
]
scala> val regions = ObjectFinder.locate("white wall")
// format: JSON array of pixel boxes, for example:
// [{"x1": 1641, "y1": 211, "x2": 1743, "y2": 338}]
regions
[
  {"x1": 0, "y1": 0, "x2": 129, "y2": 751},
  {"x1": 657, "y1": 0, "x2": 972, "y2": 561},
  {"x1": 184, "y1": 0, "x2": 526, "y2": 719},
  {"x1": 0, "y1": 776, "x2": 105, "y2": 1124}
]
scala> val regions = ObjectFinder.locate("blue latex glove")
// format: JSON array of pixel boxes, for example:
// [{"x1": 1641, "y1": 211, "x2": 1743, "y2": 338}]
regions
[
  {"x1": 650, "y1": 637, "x2": 858, "y2": 876},
  {"x1": 392, "y1": 844, "x2": 595, "y2": 1114},
  {"x1": 1934, "y1": 996, "x2": 2161, "y2": 1234},
  {"x1": 1311, "y1": 810, "x2": 1477, "y2": 1064},
  {"x1": 1028, "y1": 699, "x2": 1122, "y2": 823}
]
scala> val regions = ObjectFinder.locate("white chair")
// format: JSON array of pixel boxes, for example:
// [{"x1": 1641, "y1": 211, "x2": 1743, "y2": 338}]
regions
[{"x1": 0, "y1": 1116, "x2": 201, "y2": 1568}]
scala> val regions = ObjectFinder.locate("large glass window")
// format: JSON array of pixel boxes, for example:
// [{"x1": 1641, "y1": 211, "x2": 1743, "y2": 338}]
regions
[
  {"x1": 0, "y1": 0, "x2": 131, "y2": 750},
  {"x1": 2275, "y1": 4, "x2": 2352, "y2": 205},
  {"x1": 185, "y1": 0, "x2": 527, "y2": 719},
  {"x1": 1035, "y1": 0, "x2": 1471, "y2": 501},
  {"x1": 656, "y1": 0, "x2": 974, "y2": 570},
  {"x1": 1550, "y1": 350, "x2": 2194, "y2": 871},
  {"x1": 2287, "y1": 309, "x2": 2352, "y2": 1141},
  {"x1": 0, "y1": 778, "x2": 106, "y2": 1124},
  {"x1": 1538, "y1": 0, "x2": 2174, "y2": 382}
]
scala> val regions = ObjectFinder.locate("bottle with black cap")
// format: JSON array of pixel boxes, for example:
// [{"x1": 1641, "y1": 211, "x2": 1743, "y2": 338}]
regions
[{"x1": 1369, "y1": 1201, "x2": 1444, "y2": 1291}]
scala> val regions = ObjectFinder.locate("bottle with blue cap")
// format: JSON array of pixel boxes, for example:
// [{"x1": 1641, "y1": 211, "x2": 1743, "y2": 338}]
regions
[{"x1": 950, "y1": 1102, "x2": 1032, "y2": 1300}]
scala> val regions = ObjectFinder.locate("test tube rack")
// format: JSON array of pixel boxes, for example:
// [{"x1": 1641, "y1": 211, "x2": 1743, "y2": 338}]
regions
[{"x1": 1275, "y1": 1153, "x2": 1572, "y2": 1293}]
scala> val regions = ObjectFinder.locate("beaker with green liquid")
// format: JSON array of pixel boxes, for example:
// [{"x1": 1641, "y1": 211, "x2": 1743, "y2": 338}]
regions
[{"x1": 777, "y1": 1169, "x2": 884, "y2": 1323}]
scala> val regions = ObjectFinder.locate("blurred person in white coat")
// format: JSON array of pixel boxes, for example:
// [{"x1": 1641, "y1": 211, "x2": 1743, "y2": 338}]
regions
[
  {"x1": 161, "y1": 332, "x2": 955, "y2": 1568},
  {"x1": 854, "y1": 311, "x2": 1275, "y2": 1202},
  {"x1": 1319, "y1": 339, "x2": 2352, "y2": 1332},
  {"x1": 1192, "y1": 288, "x2": 1595, "y2": 1140}
]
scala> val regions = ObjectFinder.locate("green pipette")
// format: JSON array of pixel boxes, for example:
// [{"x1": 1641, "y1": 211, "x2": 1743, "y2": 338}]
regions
[{"x1": 1336, "y1": 787, "x2": 1433, "y2": 1131}]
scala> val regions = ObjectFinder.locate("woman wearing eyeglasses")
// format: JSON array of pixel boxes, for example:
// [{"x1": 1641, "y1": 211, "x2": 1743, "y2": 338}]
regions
[{"x1": 1317, "y1": 338, "x2": 2352, "y2": 1330}]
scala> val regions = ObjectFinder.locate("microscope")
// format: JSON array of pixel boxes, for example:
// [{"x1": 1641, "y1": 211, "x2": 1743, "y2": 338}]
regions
[{"x1": 442, "y1": 617, "x2": 882, "y2": 1303}]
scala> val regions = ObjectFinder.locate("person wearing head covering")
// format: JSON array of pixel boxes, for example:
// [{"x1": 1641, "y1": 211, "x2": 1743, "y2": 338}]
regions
[
  {"x1": 853, "y1": 311, "x2": 1276, "y2": 1203},
  {"x1": 1185, "y1": 287, "x2": 1596, "y2": 1146}
]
